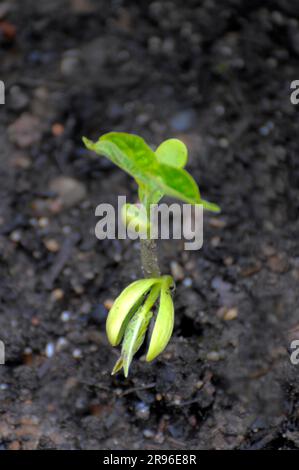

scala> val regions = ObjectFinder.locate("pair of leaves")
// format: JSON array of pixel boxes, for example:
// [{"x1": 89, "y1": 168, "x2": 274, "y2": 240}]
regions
[
  {"x1": 107, "y1": 276, "x2": 174, "y2": 377},
  {"x1": 83, "y1": 133, "x2": 220, "y2": 211}
]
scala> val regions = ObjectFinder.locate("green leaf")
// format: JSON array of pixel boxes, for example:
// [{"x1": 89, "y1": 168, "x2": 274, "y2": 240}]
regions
[
  {"x1": 83, "y1": 133, "x2": 201, "y2": 204},
  {"x1": 155, "y1": 138, "x2": 188, "y2": 168},
  {"x1": 155, "y1": 164, "x2": 200, "y2": 204},
  {"x1": 138, "y1": 183, "x2": 163, "y2": 208},
  {"x1": 83, "y1": 132, "x2": 220, "y2": 210},
  {"x1": 201, "y1": 199, "x2": 221, "y2": 213},
  {"x1": 83, "y1": 133, "x2": 156, "y2": 179}
]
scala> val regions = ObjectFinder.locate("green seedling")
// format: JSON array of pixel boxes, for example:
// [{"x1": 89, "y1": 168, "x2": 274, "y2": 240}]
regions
[{"x1": 83, "y1": 132, "x2": 220, "y2": 376}]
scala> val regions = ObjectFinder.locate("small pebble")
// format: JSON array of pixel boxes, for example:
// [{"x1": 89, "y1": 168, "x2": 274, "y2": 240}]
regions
[
  {"x1": 56, "y1": 337, "x2": 68, "y2": 351},
  {"x1": 103, "y1": 299, "x2": 114, "y2": 310},
  {"x1": 83, "y1": 271, "x2": 95, "y2": 280},
  {"x1": 51, "y1": 123, "x2": 64, "y2": 137},
  {"x1": 38, "y1": 217, "x2": 49, "y2": 228},
  {"x1": 259, "y1": 121, "x2": 274, "y2": 136},
  {"x1": 195, "y1": 380, "x2": 204, "y2": 390},
  {"x1": 62, "y1": 225, "x2": 72, "y2": 235},
  {"x1": 211, "y1": 236, "x2": 221, "y2": 247},
  {"x1": 8, "y1": 113, "x2": 43, "y2": 148},
  {"x1": 206, "y1": 351, "x2": 221, "y2": 362},
  {"x1": 31, "y1": 316, "x2": 40, "y2": 326},
  {"x1": 170, "y1": 261, "x2": 184, "y2": 281},
  {"x1": 0, "y1": 383, "x2": 8, "y2": 390},
  {"x1": 182, "y1": 277, "x2": 193, "y2": 287},
  {"x1": 72, "y1": 348, "x2": 82, "y2": 359},
  {"x1": 262, "y1": 244, "x2": 276, "y2": 257},
  {"x1": 80, "y1": 301, "x2": 91, "y2": 315},
  {"x1": 154, "y1": 432, "x2": 165, "y2": 444},
  {"x1": 219, "y1": 137, "x2": 229, "y2": 148},
  {"x1": 45, "y1": 342, "x2": 55, "y2": 358},
  {"x1": 49, "y1": 176, "x2": 87, "y2": 209},
  {"x1": 49, "y1": 199, "x2": 63, "y2": 214},
  {"x1": 10, "y1": 230, "x2": 21, "y2": 242},
  {"x1": 214, "y1": 104, "x2": 225, "y2": 116},
  {"x1": 135, "y1": 402, "x2": 150, "y2": 420},
  {"x1": 224, "y1": 256, "x2": 234, "y2": 266},
  {"x1": 44, "y1": 239, "x2": 60, "y2": 252},
  {"x1": 136, "y1": 113, "x2": 150, "y2": 125},
  {"x1": 272, "y1": 11, "x2": 285, "y2": 25},
  {"x1": 185, "y1": 260, "x2": 196, "y2": 271},
  {"x1": 9, "y1": 85, "x2": 29, "y2": 111},
  {"x1": 72, "y1": 284, "x2": 84, "y2": 295},
  {"x1": 51, "y1": 288, "x2": 64, "y2": 301},
  {"x1": 267, "y1": 253, "x2": 289, "y2": 273},
  {"x1": 61, "y1": 50, "x2": 80, "y2": 76},
  {"x1": 143, "y1": 429, "x2": 155, "y2": 439},
  {"x1": 208, "y1": 217, "x2": 227, "y2": 229},
  {"x1": 61, "y1": 311, "x2": 71, "y2": 322},
  {"x1": 173, "y1": 395, "x2": 182, "y2": 405},
  {"x1": 223, "y1": 307, "x2": 238, "y2": 321},
  {"x1": 33, "y1": 250, "x2": 42, "y2": 259}
]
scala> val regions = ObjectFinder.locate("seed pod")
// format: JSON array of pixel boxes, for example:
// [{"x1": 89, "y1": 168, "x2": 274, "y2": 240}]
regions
[
  {"x1": 112, "y1": 305, "x2": 153, "y2": 377},
  {"x1": 106, "y1": 278, "x2": 159, "y2": 346},
  {"x1": 146, "y1": 286, "x2": 174, "y2": 362}
]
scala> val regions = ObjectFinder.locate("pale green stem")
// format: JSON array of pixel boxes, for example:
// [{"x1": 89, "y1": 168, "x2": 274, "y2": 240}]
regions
[{"x1": 140, "y1": 196, "x2": 161, "y2": 278}]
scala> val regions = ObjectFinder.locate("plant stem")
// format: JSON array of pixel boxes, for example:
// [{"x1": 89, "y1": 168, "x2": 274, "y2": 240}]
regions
[
  {"x1": 140, "y1": 238, "x2": 160, "y2": 278},
  {"x1": 139, "y1": 194, "x2": 161, "y2": 278}
]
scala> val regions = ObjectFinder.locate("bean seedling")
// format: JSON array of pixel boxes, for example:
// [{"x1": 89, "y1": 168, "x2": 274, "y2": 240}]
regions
[{"x1": 83, "y1": 132, "x2": 219, "y2": 377}]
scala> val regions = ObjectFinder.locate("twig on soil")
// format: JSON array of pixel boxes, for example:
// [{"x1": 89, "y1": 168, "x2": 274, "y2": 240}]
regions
[
  {"x1": 43, "y1": 232, "x2": 80, "y2": 289},
  {"x1": 121, "y1": 382, "x2": 156, "y2": 396}
]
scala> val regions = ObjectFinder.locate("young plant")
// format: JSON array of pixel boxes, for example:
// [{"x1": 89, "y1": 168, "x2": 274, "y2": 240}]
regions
[{"x1": 83, "y1": 132, "x2": 219, "y2": 377}]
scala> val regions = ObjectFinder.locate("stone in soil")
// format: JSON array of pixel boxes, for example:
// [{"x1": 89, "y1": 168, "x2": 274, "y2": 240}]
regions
[
  {"x1": 49, "y1": 176, "x2": 87, "y2": 209},
  {"x1": 8, "y1": 113, "x2": 43, "y2": 148}
]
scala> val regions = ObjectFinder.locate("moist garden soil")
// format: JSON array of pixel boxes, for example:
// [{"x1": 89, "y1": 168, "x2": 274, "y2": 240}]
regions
[{"x1": 1, "y1": 0, "x2": 299, "y2": 450}]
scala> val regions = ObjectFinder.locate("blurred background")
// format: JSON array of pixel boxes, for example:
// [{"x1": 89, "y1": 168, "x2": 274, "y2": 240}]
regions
[{"x1": 1, "y1": 0, "x2": 299, "y2": 450}]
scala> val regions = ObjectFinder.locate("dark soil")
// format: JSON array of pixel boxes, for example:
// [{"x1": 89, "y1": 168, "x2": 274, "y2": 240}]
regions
[{"x1": 1, "y1": 0, "x2": 299, "y2": 450}]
